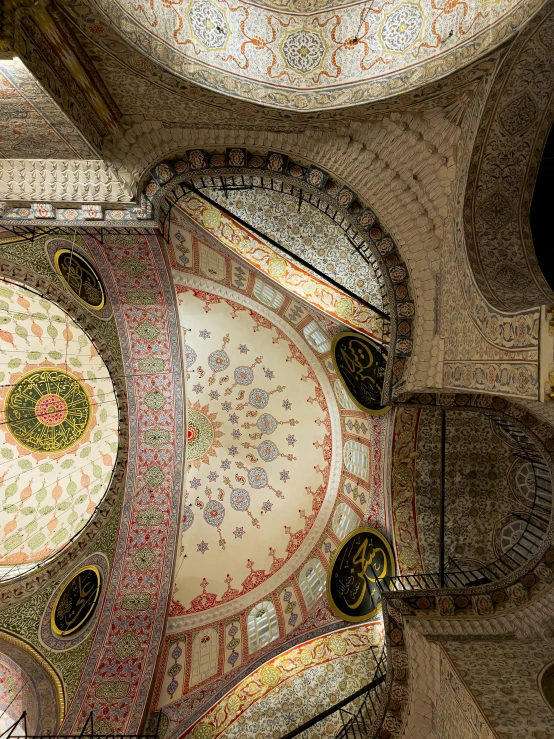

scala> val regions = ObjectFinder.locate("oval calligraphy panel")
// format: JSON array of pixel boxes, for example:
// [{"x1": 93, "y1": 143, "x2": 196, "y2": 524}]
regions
[
  {"x1": 331, "y1": 332, "x2": 391, "y2": 415},
  {"x1": 54, "y1": 248, "x2": 106, "y2": 311},
  {"x1": 51, "y1": 566, "x2": 101, "y2": 636},
  {"x1": 326, "y1": 527, "x2": 396, "y2": 622}
]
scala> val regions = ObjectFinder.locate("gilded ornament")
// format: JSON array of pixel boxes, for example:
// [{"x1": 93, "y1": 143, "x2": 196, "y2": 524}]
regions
[
  {"x1": 327, "y1": 633, "x2": 347, "y2": 655},
  {"x1": 268, "y1": 257, "x2": 287, "y2": 278},
  {"x1": 5, "y1": 368, "x2": 91, "y2": 453},
  {"x1": 202, "y1": 208, "x2": 222, "y2": 230},
  {"x1": 260, "y1": 663, "x2": 281, "y2": 687},
  {"x1": 52, "y1": 566, "x2": 101, "y2": 636}
]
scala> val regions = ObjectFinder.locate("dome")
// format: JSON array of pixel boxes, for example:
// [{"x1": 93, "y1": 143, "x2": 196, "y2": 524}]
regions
[
  {"x1": 92, "y1": 0, "x2": 535, "y2": 109},
  {"x1": 0, "y1": 281, "x2": 118, "y2": 579}
]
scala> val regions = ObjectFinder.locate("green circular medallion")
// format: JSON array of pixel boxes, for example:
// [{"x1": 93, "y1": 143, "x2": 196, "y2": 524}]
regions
[
  {"x1": 5, "y1": 369, "x2": 91, "y2": 453},
  {"x1": 187, "y1": 410, "x2": 214, "y2": 461}
]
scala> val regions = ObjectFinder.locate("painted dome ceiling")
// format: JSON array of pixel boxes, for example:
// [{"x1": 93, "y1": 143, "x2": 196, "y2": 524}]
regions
[
  {"x1": 89, "y1": 0, "x2": 533, "y2": 109},
  {"x1": 0, "y1": 281, "x2": 118, "y2": 578}
]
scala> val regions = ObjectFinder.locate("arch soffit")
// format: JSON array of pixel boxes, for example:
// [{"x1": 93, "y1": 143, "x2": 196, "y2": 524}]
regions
[
  {"x1": 142, "y1": 147, "x2": 418, "y2": 396},
  {"x1": 0, "y1": 248, "x2": 128, "y2": 606},
  {"x1": 463, "y1": 3, "x2": 554, "y2": 312}
]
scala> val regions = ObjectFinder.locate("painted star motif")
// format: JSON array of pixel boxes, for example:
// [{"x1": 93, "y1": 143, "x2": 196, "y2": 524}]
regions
[
  {"x1": 280, "y1": 470, "x2": 290, "y2": 482},
  {"x1": 199, "y1": 330, "x2": 211, "y2": 339},
  {"x1": 286, "y1": 434, "x2": 296, "y2": 446},
  {"x1": 238, "y1": 345, "x2": 249, "y2": 354},
  {"x1": 228, "y1": 446, "x2": 238, "y2": 456},
  {"x1": 190, "y1": 477, "x2": 201, "y2": 489},
  {"x1": 221, "y1": 459, "x2": 231, "y2": 470},
  {"x1": 233, "y1": 527, "x2": 245, "y2": 539},
  {"x1": 262, "y1": 500, "x2": 273, "y2": 512},
  {"x1": 264, "y1": 368, "x2": 274, "y2": 379},
  {"x1": 197, "y1": 541, "x2": 209, "y2": 553},
  {"x1": 193, "y1": 384, "x2": 203, "y2": 394},
  {"x1": 222, "y1": 401, "x2": 232, "y2": 411},
  {"x1": 282, "y1": 399, "x2": 292, "y2": 410},
  {"x1": 209, "y1": 390, "x2": 220, "y2": 400},
  {"x1": 229, "y1": 413, "x2": 239, "y2": 424},
  {"x1": 232, "y1": 429, "x2": 241, "y2": 439},
  {"x1": 208, "y1": 471, "x2": 219, "y2": 482}
]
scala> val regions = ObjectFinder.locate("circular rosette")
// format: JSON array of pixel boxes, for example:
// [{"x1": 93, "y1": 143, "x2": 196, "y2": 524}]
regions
[
  {"x1": 258, "y1": 440, "x2": 279, "y2": 462},
  {"x1": 182, "y1": 506, "x2": 194, "y2": 532},
  {"x1": 5, "y1": 369, "x2": 91, "y2": 453},
  {"x1": 203, "y1": 499, "x2": 225, "y2": 527},
  {"x1": 257, "y1": 413, "x2": 277, "y2": 434},
  {"x1": 230, "y1": 489, "x2": 250, "y2": 511},
  {"x1": 234, "y1": 366, "x2": 253, "y2": 386},
  {"x1": 187, "y1": 410, "x2": 214, "y2": 461},
  {"x1": 208, "y1": 349, "x2": 230, "y2": 373},
  {"x1": 184, "y1": 345, "x2": 197, "y2": 369},
  {"x1": 249, "y1": 388, "x2": 269, "y2": 409},
  {"x1": 248, "y1": 467, "x2": 268, "y2": 489}
]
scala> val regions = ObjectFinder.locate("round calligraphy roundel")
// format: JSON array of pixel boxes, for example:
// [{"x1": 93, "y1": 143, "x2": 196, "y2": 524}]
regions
[
  {"x1": 331, "y1": 332, "x2": 391, "y2": 415},
  {"x1": 54, "y1": 248, "x2": 105, "y2": 310},
  {"x1": 5, "y1": 368, "x2": 91, "y2": 453},
  {"x1": 327, "y1": 527, "x2": 396, "y2": 623},
  {"x1": 51, "y1": 566, "x2": 101, "y2": 636}
]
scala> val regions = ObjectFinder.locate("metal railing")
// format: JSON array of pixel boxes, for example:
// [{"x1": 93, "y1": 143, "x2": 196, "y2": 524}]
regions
[
  {"x1": 281, "y1": 646, "x2": 386, "y2": 739},
  {"x1": 0, "y1": 712, "x2": 161, "y2": 739},
  {"x1": 380, "y1": 412, "x2": 552, "y2": 594}
]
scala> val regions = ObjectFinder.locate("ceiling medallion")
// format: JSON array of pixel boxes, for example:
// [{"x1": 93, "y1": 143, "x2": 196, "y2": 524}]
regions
[
  {"x1": 5, "y1": 368, "x2": 91, "y2": 453},
  {"x1": 331, "y1": 331, "x2": 391, "y2": 415},
  {"x1": 326, "y1": 527, "x2": 396, "y2": 623},
  {"x1": 51, "y1": 565, "x2": 102, "y2": 636}
]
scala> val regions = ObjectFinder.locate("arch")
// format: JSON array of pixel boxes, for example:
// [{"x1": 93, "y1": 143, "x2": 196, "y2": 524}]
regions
[
  {"x1": 141, "y1": 147, "x2": 416, "y2": 400},
  {"x1": 539, "y1": 662, "x2": 554, "y2": 714},
  {"x1": 247, "y1": 600, "x2": 279, "y2": 653},
  {"x1": 0, "y1": 630, "x2": 64, "y2": 733},
  {"x1": 463, "y1": 4, "x2": 554, "y2": 311}
]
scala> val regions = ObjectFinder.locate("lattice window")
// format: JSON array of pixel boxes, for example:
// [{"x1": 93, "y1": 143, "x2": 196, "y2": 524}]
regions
[
  {"x1": 334, "y1": 379, "x2": 357, "y2": 410},
  {"x1": 332, "y1": 501, "x2": 360, "y2": 541},
  {"x1": 344, "y1": 440, "x2": 369, "y2": 481},
  {"x1": 247, "y1": 600, "x2": 279, "y2": 653},
  {"x1": 514, "y1": 461, "x2": 536, "y2": 504},
  {"x1": 298, "y1": 558, "x2": 327, "y2": 610},
  {"x1": 302, "y1": 321, "x2": 331, "y2": 354},
  {"x1": 253, "y1": 279, "x2": 285, "y2": 310},
  {"x1": 199, "y1": 244, "x2": 226, "y2": 281},
  {"x1": 500, "y1": 519, "x2": 538, "y2": 554}
]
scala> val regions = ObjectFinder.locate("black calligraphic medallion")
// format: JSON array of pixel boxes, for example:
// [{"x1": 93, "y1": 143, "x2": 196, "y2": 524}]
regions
[
  {"x1": 331, "y1": 332, "x2": 390, "y2": 415},
  {"x1": 327, "y1": 527, "x2": 396, "y2": 622},
  {"x1": 54, "y1": 249, "x2": 105, "y2": 310},
  {"x1": 52, "y1": 566, "x2": 101, "y2": 636}
]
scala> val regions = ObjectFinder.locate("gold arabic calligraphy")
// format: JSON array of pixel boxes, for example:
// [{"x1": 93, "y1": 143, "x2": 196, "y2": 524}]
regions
[{"x1": 54, "y1": 568, "x2": 100, "y2": 635}]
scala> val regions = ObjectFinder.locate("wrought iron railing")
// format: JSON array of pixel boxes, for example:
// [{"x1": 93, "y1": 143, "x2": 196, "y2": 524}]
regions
[
  {"x1": 0, "y1": 712, "x2": 161, "y2": 739},
  {"x1": 281, "y1": 646, "x2": 386, "y2": 739},
  {"x1": 379, "y1": 412, "x2": 552, "y2": 594}
]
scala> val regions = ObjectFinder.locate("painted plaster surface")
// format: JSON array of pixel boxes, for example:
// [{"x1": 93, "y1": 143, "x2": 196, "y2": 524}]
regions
[
  {"x1": 61, "y1": 233, "x2": 184, "y2": 734},
  {"x1": 206, "y1": 187, "x2": 383, "y2": 310},
  {"x1": 152, "y1": 218, "x2": 387, "y2": 734},
  {"x1": 443, "y1": 639, "x2": 554, "y2": 739},
  {"x1": 172, "y1": 200, "x2": 383, "y2": 340},
  {"x1": 186, "y1": 622, "x2": 383, "y2": 739},
  {"x1": 435, "y1": 649, "x2": 496, "y2": 739},
  {"x1": 0, "y1": 281, "x2": 117, "y2": 577},
  {"x1": 173, "y1": 276, "x2": 336, "y2": 615},
  {"x1": 0, "y1": 59, "x2": 97, "y2": 159},
  {"x1": 86, "y1": 0, "x2": 542, "y2": 109}
]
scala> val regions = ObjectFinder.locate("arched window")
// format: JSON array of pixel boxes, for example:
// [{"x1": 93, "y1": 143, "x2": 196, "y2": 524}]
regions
[
  {"x1": 247, "y1": 600, "x2": 279, "y2": 653},
  {"x1": 332, "y1": 502, "x2": 360, "y2": 541},
  {"x1": 500, "y1": 519, "x2": 538, "y2": 555},
  {"x1": 334, "y1": 379, "x2": 357, "y2": 410},
  {"x1": 344, "y1": 440, "x2": 370, "y2": 481},
  {"x1": 302, "y1": 321, "x2": 331, "y2": 354},
  {"x1": 298, "y1": 558, "x2": 327, "y2": 611},
  {"x1": 253, "y1": 279, "x2": 285, "y2": 310}
]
